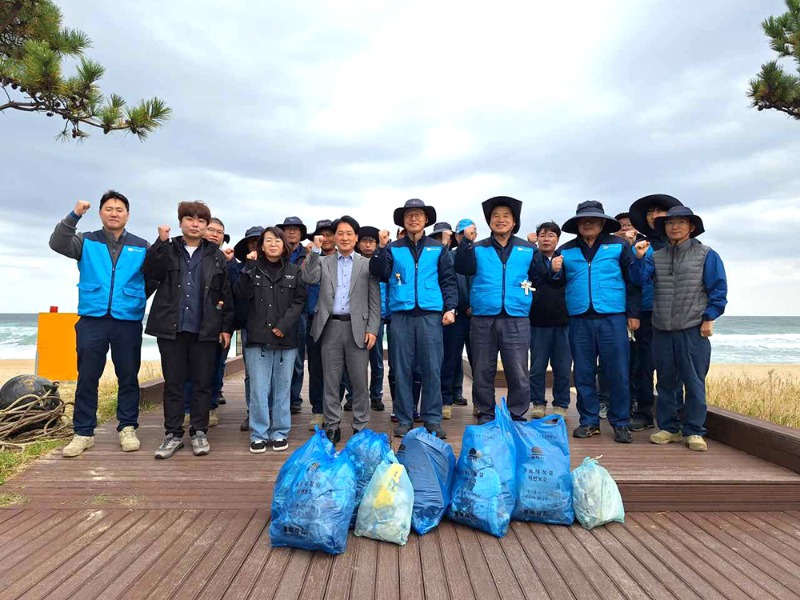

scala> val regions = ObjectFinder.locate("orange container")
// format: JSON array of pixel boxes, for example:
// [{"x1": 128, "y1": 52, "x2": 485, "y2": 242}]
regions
[{"x1": 36, "y1": 312, "x2": 79, "y2": 381}]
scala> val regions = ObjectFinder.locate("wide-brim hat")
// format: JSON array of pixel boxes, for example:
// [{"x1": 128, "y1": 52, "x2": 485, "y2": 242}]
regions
[
  {"x1": 654, "y1": 206, "x2": 705, "y2": 238},
  {"x1": 358, "y1": 226, "x2": 380, "y2": 242},
  {"x1": 307, "y1": 219, "x2": 335, "y2": 240},
  {"x1": 431, "y1": 221, "x2": 457, "y2": 248},
  {"x1": 223, "y1": 233, "x2": 231, "y2": 244},
  {"x1": 233, "y1": 226, "x2": 265, "y2": 261},
  {"x1": 276, "y1": 216, "x2": 307, "y2": 240},
  {"x1": 482, "y1": 196, "x2": 522, "y2": 234},
  {"x1": 614, "y1": 212, "x2": 630, "y2": 221},
  {"x1": 562, "y1": 201, "x2": 620, "y2": 235},
  {"x1": 629, "y1": 194, "x2": 683, "y2": 239},
  {"x1": 393, "y1": 198, "x2": 436, "y2": 228}
]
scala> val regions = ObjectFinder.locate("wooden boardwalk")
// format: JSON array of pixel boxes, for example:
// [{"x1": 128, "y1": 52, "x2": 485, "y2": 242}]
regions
[{"x1": 2, "y1": 371, "x2": 800, "y2": 599}]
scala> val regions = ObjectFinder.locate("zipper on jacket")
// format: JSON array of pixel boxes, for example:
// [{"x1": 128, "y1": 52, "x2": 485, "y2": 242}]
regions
[
  {"x1": 414, "y1": 261, "x2": 419, "y2": 309},
  {"x1": 587, "y1": 261, "x2": 593, "y2": 310},
  {"x1": 501, "y1": 262, "x2": 507, "y2": 311},
  {"x1": 107, "y1": 265, "x2": 116, "y2": 314}
]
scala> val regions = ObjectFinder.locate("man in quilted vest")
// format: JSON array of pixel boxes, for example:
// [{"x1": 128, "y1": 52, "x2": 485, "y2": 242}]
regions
[{"x1": 633, "y1": 206, "x2": 727, "y2": 452}]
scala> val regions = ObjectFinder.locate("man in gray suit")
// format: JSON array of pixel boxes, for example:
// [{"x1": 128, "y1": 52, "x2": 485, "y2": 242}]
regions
[{"x1": 303, "y1": 215, "x2": 381, "y2": 444}]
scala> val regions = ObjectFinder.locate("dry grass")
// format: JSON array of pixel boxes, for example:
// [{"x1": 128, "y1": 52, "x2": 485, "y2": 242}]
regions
[
  {"x1": 707, "y1": 369, "x2": 800, "y2": 429},
  {"x1": 0, "y1": 363, "x2": 162, "y2": 485}
]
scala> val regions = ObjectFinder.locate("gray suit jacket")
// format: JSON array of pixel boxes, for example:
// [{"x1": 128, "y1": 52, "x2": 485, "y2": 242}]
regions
[{"x1": 303, "y1": 251, "x2": 381, "y2": 347}]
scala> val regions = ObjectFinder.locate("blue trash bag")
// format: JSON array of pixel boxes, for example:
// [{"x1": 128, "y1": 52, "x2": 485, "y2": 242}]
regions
[
  {"x1": 269, "y1": 450, "x2": 357, "y2": 554},
  {"x1": 271, "y1": 429, "x2": 334, "y2": 519},
  {"x1": 511, "y1": 415, "x2": 574, "y2": 525},
  {"x1": 354, "y1": 453, "x2": 414, "y2": 545},
  {"x1": 447, "y1": 399, "x2": 517, "y2": 537},
  {"x1": 342, "y1": 429, "x2": 392, "y2": 528},
  {"x1": 571, "y1": 456, "x2": 625, "y2": 530},
  {"x1": 396, "y1": 427, "x2": 456, "y2": 535}
]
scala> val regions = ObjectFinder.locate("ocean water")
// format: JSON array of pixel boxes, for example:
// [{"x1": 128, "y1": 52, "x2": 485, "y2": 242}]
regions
[{"x1": 0, "y1": 314, "x2": 798, "y2": 364}]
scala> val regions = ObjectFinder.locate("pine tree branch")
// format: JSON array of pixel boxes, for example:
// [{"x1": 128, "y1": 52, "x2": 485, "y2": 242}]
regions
[{"x1": 0, "y1": 1, "x2": 25, "y2": 36}]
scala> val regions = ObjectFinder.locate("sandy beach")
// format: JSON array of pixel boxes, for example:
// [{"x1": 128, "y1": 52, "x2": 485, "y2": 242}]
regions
[
  {"x1": 1, "y1": 359, "x2": 798, "y2": 387},
  {"x1": 0, "y1": 359, "x2": 163, "y2": 385}
]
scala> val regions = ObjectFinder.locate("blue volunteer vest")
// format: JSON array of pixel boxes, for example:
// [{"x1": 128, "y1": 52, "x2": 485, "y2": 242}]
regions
[
  {"x1": 470, "y1": 242, "x2": 536, "y2": 317},
  {"x1": 77, "y1": 231, "x2": 148, "y2": 320},
  {"x1": 560, "y1": 243, "x2": 626, "y2": 316},
  {"x1": 387, "y1": 244, "x2": 444, "y2": 312}
]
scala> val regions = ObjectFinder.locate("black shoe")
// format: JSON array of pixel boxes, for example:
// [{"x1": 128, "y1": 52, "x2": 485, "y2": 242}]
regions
[
  {"x1": 217, "y1": 393, "x2": 227, "y2": 405},
  {"x1": 629, "y1": 417, "x2": 654, "y2": 432},
  {"x1": 613, "y1": 426, "x2": 633, "y2": 444},
  {"x1": 326, "y1": 428, "x2": 341, "y2": 445},
  {"x1": 249, "y1": 440, "x2": 269, "y2": 454},
  {"x1": 290, "y1": 404, "x2": 302, "y2": 414},
  {"x1": 511, "y1": 415, "x2": 528, "y2": 422},
  {"x1": 453, "y1": 395, "x2": 468, "y2": 406},
  {"x1": 393, "y1": 423, "x2": 412, "y2": 438},
  {"x1": 424, "y1": 422, "x2": 447, "y2": 439},
  {"x1": 573, "y1": 425, "x2": 601, "y2": 439},
  {"x1": 272, "y1": 438, "x2": 289, "y2": 452},
  {"x1": 240, "y1": 414, "x2": 250, "y2": 431},
  {"x1": 391, "y1": 413, "x2": 399, "y2": 423},
  {"x1": 343, "y1": 399, "x2": 353, "y2": 411},
  {"x1": 413, "y1": 411, "x2": 422, "y2": 423},
  {"x1": 370, "y1": 399, "x2": 385, "y2": 411},
  {"x1": 477, "y1": 415, "x2": 493, "y2": 426},
  {"x1": 352, "y1": 428, "x2": 362, "y2": 436}
]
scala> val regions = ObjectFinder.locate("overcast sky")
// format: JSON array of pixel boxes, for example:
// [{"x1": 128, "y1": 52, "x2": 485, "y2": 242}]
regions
[{"x1": 1, "y1": 0, "x2": 798, "y2": 315}]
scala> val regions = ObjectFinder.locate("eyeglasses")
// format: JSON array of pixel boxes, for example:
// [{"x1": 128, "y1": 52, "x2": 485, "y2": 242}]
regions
[
  {"x1": 619, "y1": 223, "x2": 634, "y2": 230},
  {"x1": 405, "y1": 211, "x2": 425, "y2": 220},
  {"x1": 665, "y1": 218, "x2": 690, "y2": 227},
  {"x1": 206, "y1": 227, "x2": 224, "y2": 235},
  {"x1": 263, "y1": 238, "x2": 283, "y2": 246}
]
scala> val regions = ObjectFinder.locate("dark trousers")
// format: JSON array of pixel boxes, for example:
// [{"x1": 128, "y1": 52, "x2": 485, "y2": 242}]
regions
[
  {"x1": 386, "y1": 320, "x2": 422, "y2": 406},
  {"x1": 305, "y1": 315, "x2": 324, "y2": 415},
  {"x1": 653, "y1": 326, "x2": 711, "y2": 437},
  {"x1": 389, "y1": 313, "x2": 443, "y2": 426},
  {"x1": 470, "y1": 316, "x2": 530, "y2": 420},
  {"x1": 368, "y1": 321, "x2": 386, "y2": 400},
  {"x1": 529, "y1": 325, "x2": 572, "y2": 408},
  {"x1": 73, "y1": 316, "x2": 142, "y2": 436},
  {"x1": 441, "y1": 312, "x2": 470, "y2": 406},
  {"x1": 158, "y1": 333, "x2": 217, "y2": 437},
  {"x1": 631, "y1": 311, "x2": 655, "y2": 421},
  {"x1": 290, "y1": 313, "x2": 307, "y2": 408},
  {"x1": 569, "y1": 314, "x2": 630, "y2": 428},
  {"x1": 183, "y1": 342, "x2": 228, "y2": 413}
]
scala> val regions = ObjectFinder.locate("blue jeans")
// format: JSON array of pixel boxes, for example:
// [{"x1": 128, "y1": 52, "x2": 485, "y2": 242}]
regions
[
  {"x1": 369, "y1": 321, "x2": 386, "y2": 400},
  {"x1": 470, "y1": 316, "x2": 530, "y2": 420},
  {"x1": 653, "y1": 326, "x2": 710, "y2": 437},
  {"x1": 290, "y1": 313, "x2": 307, "y2": 407},
  {"x1": 386, "y1": 320, "x2": 422, "y2": 406},
  {"x1": 244, "y1": 345, "x2": 296, "y2": 442},
  {"x1": 529, "y1": 325, "x2": 571, "y2": 408},
  {"x1": 389, "y1": 313, "x2": 443, "y2": 426},
  {"x1": 569, "y1": 315, "x2": 630, "y2": 428},
  {"x1": 73, "y1": 317, "x2": 142, "y2": 436},
  {"x1": 441, "y1": 312, "x2": 470, "y2": 405}
]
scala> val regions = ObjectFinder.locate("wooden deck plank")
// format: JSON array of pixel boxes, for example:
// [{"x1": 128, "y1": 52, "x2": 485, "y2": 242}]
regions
[
  {"x1": 662, "y1": 512, "x2": 799, "y2": 600},
  {"x1": 397, "y1": 530, "x2": 424, "y2": 600},
  {"x1": 604, "y1": 522, "x2": 703, "y2": 600},
  {"x1": 418, "y1": 531, "x2": 450, "y2": 600},
  {"x1": 0, "y1": 509, "x2": 78, "y2": 562},
  {"x1": 195, "y1": 510, "x2": 269, "y2": 600},
  {"x1": 372, "y1": 533, "x2": 399, "y2": 600},
  {"x1": 493, "y1": 525, "x2": 550, "y2": 600},
  {"x1": 530, "y1": 524, "x2": 600, "y2": 600},
  {"x1": 0, "y1": 510, "x2": 135, "y2": 600},
  {"x1": 0, "y1": 508, "x2": 23, "y2": 527},
  {"x1": 477, "y1": 534, "x2": 526, "y2": 600},
  {"x1": 508, "y1": 522, "x2": 573, "y2": 600},
  {"x1": 436, "y1": 521, "x2": 477, "y2": 600},
  {"x1": 549, "y1": 526, "x2": 625, "y2": 600},
  {"x1": 0, "y1": 509, "x2": 45, "y2": 537},
  {"x1": 723, "y1": 512, "x2": 800, "y2": 555},
  {"x1": 641, "y1": 512, "x2": 767, "y2": 600},
  {"x1": 348, "y1": 535, "x2": 378, "y2": 600},
  {"x1": 298, "y1": 549, "x2": 334, "y2": 600},
  {"x1": 322, "y1": 535, "x2": 358, "y2": 600},
  {"x1": 219, "y1": 524, "x2": 274, "y2": 600},
  {"x1": 567, "y1": 525, "x2": 656, "y2": 600},
  {"x1": 454, "y1": 526, "x2": 501, "y2": 600},
  {"x1": 612, "y1": 515, "x2": 730, "y2": 600},
  {"x1": 252, "y1": 547, "x2": 304, "y2": 600},
  {"x1": 752, "y1": 512, "x2": 800, "y2": 542}
]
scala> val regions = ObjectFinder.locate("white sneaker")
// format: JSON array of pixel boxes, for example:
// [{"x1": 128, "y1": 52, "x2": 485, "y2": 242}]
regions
[
  {"x1": 63, "y1": 435, "x2": 94, "y2": 458},
  {"x1": 119, "y1": 426, "x2": 140, "y2": 452},
  {"x1": 208, "y1": 410, "x2": 219, "y2": 427}
]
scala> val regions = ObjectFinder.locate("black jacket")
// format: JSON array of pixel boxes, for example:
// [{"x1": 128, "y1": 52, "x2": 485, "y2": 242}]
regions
[
  {"x1": 530, "y1": 257, "x2": 569, "y2": 327},
  {"x1": 143, "y1": 237, "x2": 234, "y2": 341},
  {"x1": 234, "y1": 257, "x2": 307, "y2": 349}
]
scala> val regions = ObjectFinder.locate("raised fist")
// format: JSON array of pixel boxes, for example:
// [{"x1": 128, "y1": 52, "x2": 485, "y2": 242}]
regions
[
  {"x1": 222, "y1": 247, "x2": 235, "y2": 261},
  {"x1": 313, "y1": 235, "x2": 324, "y2": 249},
  {"x1": 73, "y1": 200, "x2": 91, "y2": 216},
  {"x1": 634, "y1": 240, "x2": 650, "y2": 259},
  {"x1": 379, "y1": 230, "x2": 391, "y2": 248},
  {"x1": 246, "y1": 250, "x2": 258, "y2": 261},
  {"x1": 551, "y1": 255, "x2": 563, "y2": 272},
  {"x1": 526, "y1": 232, "x2": 537, "y2": 244},
  {"x1": 157, "y1": 225, "x2": 171, "y2": 241}
]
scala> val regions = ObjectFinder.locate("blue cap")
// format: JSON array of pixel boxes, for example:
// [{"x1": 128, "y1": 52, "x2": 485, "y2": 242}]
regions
[{"x1": 455, "y1": 219, "x2": 475, "y2": 234}]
